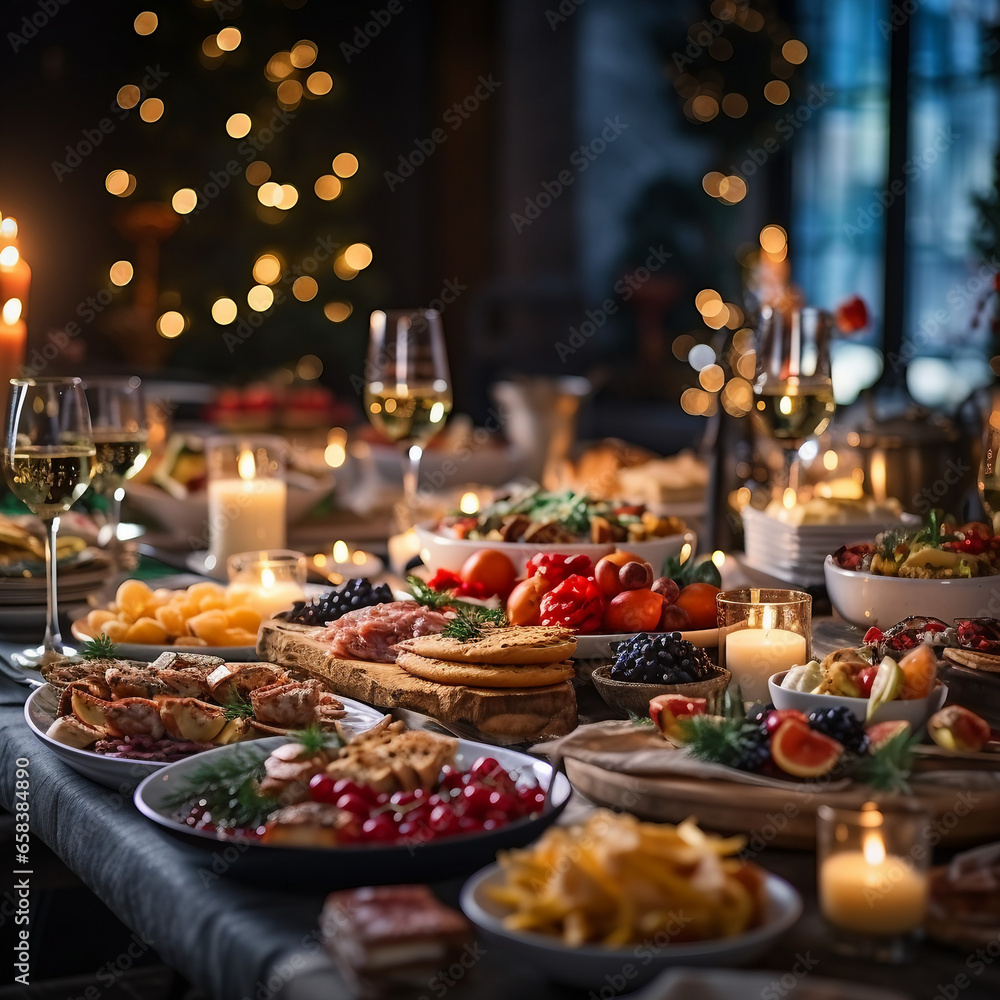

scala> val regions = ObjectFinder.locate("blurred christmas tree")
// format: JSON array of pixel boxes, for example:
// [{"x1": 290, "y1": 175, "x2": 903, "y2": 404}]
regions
[{"x1": 92, "y1": 1, "x2": 375, "y2": 388}]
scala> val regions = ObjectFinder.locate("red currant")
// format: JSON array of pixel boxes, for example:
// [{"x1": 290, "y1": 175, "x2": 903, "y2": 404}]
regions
[
  {"x1": 362, "y1": 814, "x2": 398, "y2": 843},
  {"x1": 336, "y1": 792, "x2": 372, "y2": 816},
  {"x1": 308, "y1": 775, "x2": 337, "y2": 803}
]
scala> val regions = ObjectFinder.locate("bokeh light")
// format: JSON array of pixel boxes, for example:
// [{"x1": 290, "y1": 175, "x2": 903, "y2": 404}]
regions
[
  {"x1": 297, "y1": 354, "x2": 323, "y2": 379},
  {"x1": 134, "y1": 11, "x2": 157, "y2": 35},
  {"x1": 139, "y1": 98, "x2": 164, "y2": 122},
  {"x1": 759, "y1": 224, "x2": 787, "y2": 254},
  {"x1": 117, "y1": 85, "x2": 141, "y2": 110},
  {"x1": 245, "y1": 161, "x2": 271, "y2": 185},
  {"x1": 292, "y1": 276, "x2": 318, "y2": 301},
  {"x1": 157, "y1": 311, "x2": 185, "y2": 339},
  {"x1": 109, "y1": 261, "x2": 134, "y2": 286},
  {"x1": 306, "y1": 71, "x2": 333, "y2": 96},
  {"x1": 257, "y1": 181, "x2": 281, "y2": 207},
  {"x1": 343, "y1": 243, "x2": 372, "y2": 269},
  {"x1": 290, "y1": 41, "x2": 318, "y2": 68},
  {"x1": 333, "y1": 257, "x2": 358, "y2": 280},
  {"x1": 247, "y1": 285, "x2": 274, "y2": 311},
  {"x1": 226, "y1": 113, "x2": 251, "y2": 138},
  {"x1": 253, "y1": 254, "x2": 282, "y2": 285},
  {"x1": 211, "y1": 297, "x2": 238, "y2": 325},
  {"x1": 782, "y1": 40, "x2": 808, "y2": 64},
  {"x1": 171, "y1": 188, "x2": 198, "y2": 215},
  {"x1": 332, "y1": 153, "x2": 358, "y2": 178},
  {"x1": 722, "y1": 93, "x2": 748, "y2": 117},
  {"x1": 217, "y1": 27, "x2": 241, "y2": 51},
  {"x1": 314, "y1": 175, "x2": 342, "y2": 200},
  {"x1": 105, "y1": 169, "x2": 130, "y2": 195},
  {"x1": 323, "y1": 301, "x2": 352, "y2": 322},
  {"x1": 764, "y1": 80, "x2": 790, "y2": 105}
]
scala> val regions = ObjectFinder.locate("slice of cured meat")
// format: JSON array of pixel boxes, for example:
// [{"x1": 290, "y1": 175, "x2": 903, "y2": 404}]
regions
[{"x1": 320, "y1": 602, "x2": 451, "y2": 663}]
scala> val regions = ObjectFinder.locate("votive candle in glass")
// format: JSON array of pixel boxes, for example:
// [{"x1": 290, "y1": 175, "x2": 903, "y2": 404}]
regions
[
  {"x1": 817, "y1": 803, "x2": 930, "y2": 962},
  {"x1": 226, "y1": 549, "x2": 306, "y2": 620},
  {"x1": 717, "y1": 588, "x2": 811, "y2": 703}
]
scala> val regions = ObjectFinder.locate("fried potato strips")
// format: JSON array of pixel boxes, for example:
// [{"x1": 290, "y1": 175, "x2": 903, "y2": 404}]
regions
[{"x1": 488, "y1": 810, "x2": 765, "y2": 947}]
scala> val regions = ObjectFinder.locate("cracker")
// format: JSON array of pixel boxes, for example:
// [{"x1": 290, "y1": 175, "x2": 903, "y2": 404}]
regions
[
  {"x1": 396, "y1": 650, "x2": 575, "y2": 688},
  {"x1": 396, "y1": 625, "x2": 576, "y2": 664},
  {"x1": 943, "y1": 647, "x2": 1000, "y2": 673}
]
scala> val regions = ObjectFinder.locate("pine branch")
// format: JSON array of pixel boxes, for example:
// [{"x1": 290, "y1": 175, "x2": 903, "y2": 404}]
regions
[{"x1": 81, "y1": 634, "x2": 117, "y2": 660}]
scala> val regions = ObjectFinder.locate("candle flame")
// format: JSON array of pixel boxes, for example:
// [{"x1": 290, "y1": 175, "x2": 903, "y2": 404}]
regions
[
  {"x1": 314, "y1": 553, "x2": 327, "y2": 567},
  {"x1": 782, "y1": 487, "x2": 797, "y2": 509},
  {"x1": 863, "y1": 830, "x2": 886, "y2": 866},
  {"x1": 237, "y1": 449, "x2": 256, "y2": 480},
  {"x1": 333, "y1": 540, "x2": 349, "y2": 563},
  {"x1": 351, "y1": 550, "x2": 366, "y2": 565},
  {"x1": 1, "y1": 218, "x2": 17, "y2": 239},
  {"x1": 679, "y1": 542, "x2": 692, "y2": 564},
  {"x1": 261, "y1": 566, "x2": 275, "y2": 590},
  {"x1": 711, "y1": 549, "x2": 725, "y2": 568},
  {"x1": 459, "y1": 491, "x2": 480, "y2": 514},
  {"x1": 324, "y1": 441, "x2": 346, "y2": 468},
  {"x1": 2, "y1": 298, "x2": 21, "y2": 325},
  {"x1": 0, "y1": 246, "x2": 19, "y2": 267}
]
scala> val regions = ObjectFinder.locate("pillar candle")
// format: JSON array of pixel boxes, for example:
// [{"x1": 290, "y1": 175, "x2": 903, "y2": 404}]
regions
[{"x1": 725, "y1": 627, "x2": 807, "y2": 703}]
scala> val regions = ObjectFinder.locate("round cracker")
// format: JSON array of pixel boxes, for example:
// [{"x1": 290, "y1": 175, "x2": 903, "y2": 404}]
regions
[
  {"x1": 943, "y1": 647, "x2": 1000, "y2": 673},
  {"x1": 396, "y1": 625, "x2": 576, "y2": 665},
  {"x1": 396, "y1": 650, "x2": 575, "y2": 688}
]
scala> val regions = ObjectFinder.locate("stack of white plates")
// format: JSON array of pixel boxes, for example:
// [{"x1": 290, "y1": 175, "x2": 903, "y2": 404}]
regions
[
  {"x1": 0, "y1": 553, "x2": 113, "y2": 629},
  {"x1": 742, "y1": 505, "x2": 908, "y2": 588}
]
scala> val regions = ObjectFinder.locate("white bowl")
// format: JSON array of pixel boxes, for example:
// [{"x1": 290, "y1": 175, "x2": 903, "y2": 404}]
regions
[
  {"x1": 415, "y1": 521, "x2": 696, "y2": 576},
  {"x1": 823, "y1": 555, "x2": 1000, "y2": 629},
  {"x1": 126, "y1": 478, "x2": 335, "y2": 540},
  {"x1": 768, "y1": 669, "x2": 948, "y2": 727},
  {"x1": 460, "y1": 863, "x2": 801, "y2": 991}
]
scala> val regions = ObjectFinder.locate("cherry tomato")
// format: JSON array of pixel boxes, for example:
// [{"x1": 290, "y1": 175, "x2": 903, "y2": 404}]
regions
[
  {"x1": 506, "y1": 575, "x2": 547, "y2": 626},
  {"x1": 460, "y1": 549, "x2": 517, "y2": 598},
  {"x1": 673, "y1": 582, "x2": 721, "y2": 630},
  {"x1": 603, "y1": 588, "x2": 663, "y2": 632}
]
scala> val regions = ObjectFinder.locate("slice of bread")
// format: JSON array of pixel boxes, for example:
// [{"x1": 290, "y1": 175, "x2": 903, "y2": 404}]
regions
[
  {"x1": 396, "y1": 650, "x2": 575, "y2": 688},
  {"x1": 396, "y1": 625, "x2": 576, "y2": 664}
]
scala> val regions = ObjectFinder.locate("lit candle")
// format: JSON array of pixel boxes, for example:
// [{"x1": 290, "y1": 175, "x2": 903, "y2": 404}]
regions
[
  {"x1": 387, "y1": 528, "x2": 421, "y2": 575},
  {"x1": 724, "y1": 608, "x2": 807, "y2": 703},
  {"x1": 322, "y1": 539, "x2": 383, "y2": 580},
  {"x1": 208, "y1": 447, "x2": 287, "y2": 564},
  {"x1": 227, "y1": 549, "x2": 306, "y2": 620},
  {"x1": 0, "y1": 216, "x2": 29, "y2": 390},
  {"x1": 820, "y1": 829, "x2": 928, "y2": 934}
]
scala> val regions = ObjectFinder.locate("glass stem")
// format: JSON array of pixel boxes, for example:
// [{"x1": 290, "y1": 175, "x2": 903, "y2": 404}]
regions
[
  {"x1": 399, "y1": 442, "x2": 423, "y2": 528},
  {"x1": 43, "y1": 515, "x2": 63, "y2": 658}
]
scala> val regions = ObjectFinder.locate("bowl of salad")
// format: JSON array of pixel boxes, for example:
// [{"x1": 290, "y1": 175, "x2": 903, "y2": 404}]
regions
[
  {"x1": 824, "y1": 514, "x2": 1000, "y2": 628},
  {"x1": 417, "y1": 486, "x2": 694, "y2": 574}
]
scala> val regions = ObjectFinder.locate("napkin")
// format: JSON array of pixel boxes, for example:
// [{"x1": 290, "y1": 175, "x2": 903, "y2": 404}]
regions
[{"x1": 539, "y1": 719, "x2": 852, "y2": 791}]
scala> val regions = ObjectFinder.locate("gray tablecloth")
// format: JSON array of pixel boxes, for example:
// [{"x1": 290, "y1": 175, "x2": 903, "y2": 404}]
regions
[{"x1": 2, "y1": 629, "x2": 999, "y2": 1000}]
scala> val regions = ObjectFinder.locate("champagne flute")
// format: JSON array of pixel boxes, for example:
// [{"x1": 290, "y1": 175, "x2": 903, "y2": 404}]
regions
[
  {"x1": 364, "y1": 309, "x2": 452, "y2": 526},
  {"x1": 86, "y1": 377, "x2": 150, "y2": 555},
  {"x1": 3, "y1": 377, "x2": 94, "y2": 665},
  {"x1": 752, "y1": 305, "x2": 836, "y2": 500}
]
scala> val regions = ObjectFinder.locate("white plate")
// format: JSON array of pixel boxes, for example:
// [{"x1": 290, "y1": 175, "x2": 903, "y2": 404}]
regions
[
  {"x1": 24, "y1": 684, "x2": 385, "y2": 790},
  {"x1": 573, "y1": 627, "x2": 720, "y2": 661},
  {"x1": 69, "y1": 621, "x2": 258, "y2": 662},
  {"x1": 460, "y1": 864, "x2": 802, "y2": 990}
]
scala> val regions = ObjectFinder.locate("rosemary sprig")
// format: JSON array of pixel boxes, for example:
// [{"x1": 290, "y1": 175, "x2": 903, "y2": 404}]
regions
[
  {"x1": 290, "y1": 723, "x2": 343, "y2": 756},
  {"x1": 407, "y1": 575, "x2": 512, "y2": 618},
  {"x1": 221, "y1": 692, "x2": 255, "y2": 721},
  {"x1": 160, "y1": 745, "x2": 277, "y2": 830},
  {"x1": 441, "y1": 606, "x2": 508, "y2": 641},
  {"x1": 81, "y1": 633, "x2": 117, "y2": 660}
]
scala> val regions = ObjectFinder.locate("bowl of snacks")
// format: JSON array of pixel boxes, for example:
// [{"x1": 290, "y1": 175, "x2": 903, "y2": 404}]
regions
[
  {"x1": 591, "y1": 634, "x2": 730, "y2": 717},
  {"x1": 768, "y1": 642, "x2": 948, "y2": 727},
  {"x1": 460, "y1": 811, "x2": 802, "y2": 990},
  {"x1": 824, "y1": 516, "x2": 1000, "y2": 628},
  {"x1": 417, "y1": 486, "x2": 693, "y2": 574}
]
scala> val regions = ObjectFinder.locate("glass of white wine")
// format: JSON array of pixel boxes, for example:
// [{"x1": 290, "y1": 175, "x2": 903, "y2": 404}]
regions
[
  {"x1": 3, "y1": 377, "x2": 95, "y2": 665},
  {"x1": 752, "y1": 305, "x2": 836, "y2": 499},
  {"x1": 86, "y1": 377, "x2": 150, "y2": 556},
  {"x1": 364, "y1": 309, "x2": 452, "y2": 526}
]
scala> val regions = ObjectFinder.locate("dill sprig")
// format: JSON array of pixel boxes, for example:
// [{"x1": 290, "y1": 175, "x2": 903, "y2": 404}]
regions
[
  {"x1": 628, "y1": 711, "x2": 656, "y2": 728},
  {"x1": 441, "y1": 606, "x2": 509, "y2": 641},
  {"x1": 81, "y1": 633, "x2": 117, "y2": 660}
]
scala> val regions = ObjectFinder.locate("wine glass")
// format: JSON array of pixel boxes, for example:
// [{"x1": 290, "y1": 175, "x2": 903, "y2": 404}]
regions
[
  {"x1": 752, "y1": 305, "x2": 836, "y2": 500},
  {"x1": 978, "y1": 410, "x2": 1000, "y2": 531},
  {"x1": 86, "y1": 377, "x2": 150, "y2": 556},
  {"x1": 364, "y1": 309, "x2": 452, "y2": 526},
  {"x1": 3, "y1": 377, "x2": 95, "y2": 665}
]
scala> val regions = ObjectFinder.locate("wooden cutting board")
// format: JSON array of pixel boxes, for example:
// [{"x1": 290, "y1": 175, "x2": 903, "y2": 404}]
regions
[
  {"x1": 564, "y1": 757, "x2": 1000, "y2": 848},
  {"x1": 257, "y1": 619, "x2": 578, "y2": 740}
]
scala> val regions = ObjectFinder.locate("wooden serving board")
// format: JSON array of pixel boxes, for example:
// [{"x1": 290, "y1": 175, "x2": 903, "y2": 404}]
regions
[
  {"x1": 564, "y1": 758, "x2": 1000, "y2": 849},
  {"x1": 258, "y1": 620, "x2": 578, "y2": 740}
]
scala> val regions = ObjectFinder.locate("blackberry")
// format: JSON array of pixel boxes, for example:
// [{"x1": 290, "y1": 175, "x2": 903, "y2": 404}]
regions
[
  {"x1": 807, "y1": 706, "x2": 868, "y2": 753},
  {"x1": 730, "y1": 726, "x2": 771, "y2": 773},
  {"x1": 282, "y1": 578, "x2": 394, "y2": 626},
  {"x1": 610, "y1": 631, "x2": 715, "y2": 685}
]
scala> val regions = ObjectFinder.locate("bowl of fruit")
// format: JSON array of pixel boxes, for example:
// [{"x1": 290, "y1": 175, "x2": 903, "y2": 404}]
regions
[
  {"x1": 591, "y1": 633, "x2": 731, "y2": 717},
  {"x1": 418, "y1": 547, "x2": 722, "y2": 662},
  {"x1": 768, "y1": 641, "x2": 948, "y2": 727}
]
